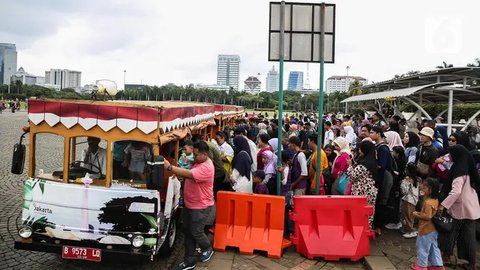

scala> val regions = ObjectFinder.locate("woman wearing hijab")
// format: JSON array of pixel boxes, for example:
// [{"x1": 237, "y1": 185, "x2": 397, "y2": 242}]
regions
[
  {"x1": 439, "y1": 145, "x2": 480, "y2": 269},
  {"x1": 344, "y1": 126, "x2": 357, "y2": 149},
  {"x1": 347, "y1": 141, "x2": 378, "y2": 228},
  {"x1": 370, "y1": 126, "x2": 394, "y2": 235},
  {"x1": 403, "y1": 131, "x2": 420, "y2": 164},
  {"x1": 331, "y1": 137, "x2": 351, "y2": 195},
  {"x1": 385, "y1": 131, "x2": 404, "y2": 151},
  {"x1": 261, "y1": 150, "x2": 277, "y2": 194},
  {"x1": 230, "y1": 135, "x2": 253, "y2": 193},
  {"x1": 323, "y1": 144, "x2": 337, "y2": 195},
  {"x1": 268, "y1": 138, "x2": 279, "y2": 155}
]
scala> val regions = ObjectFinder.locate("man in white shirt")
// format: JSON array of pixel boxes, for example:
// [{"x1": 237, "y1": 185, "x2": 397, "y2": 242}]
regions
[
  {"x1": 324, "y1": 121, "x2": 335, "y2": 146},
  {"x1": 81, "y1": 137, "x2": 107, "y2": 178},
  {"x1": 214, "y1": 131, "x2": 234, "y2": 174}
]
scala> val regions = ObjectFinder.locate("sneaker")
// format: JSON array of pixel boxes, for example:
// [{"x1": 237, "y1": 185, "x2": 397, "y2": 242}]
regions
[
  {"x1": 403, "y1": 231, "x2": 418, "y2": 239},
  {"x1": 175, "y1": 262, "x2": 196, "y2": 270},
  {"x1": 200, "y1": 249, "x2": 214, "y2": 262},
  {"x1": 385, "y1": 222, "x2": 402, "y2": 230},
  {"x1": 410, "y1": 263, "x2": 427, "y2": 270}
]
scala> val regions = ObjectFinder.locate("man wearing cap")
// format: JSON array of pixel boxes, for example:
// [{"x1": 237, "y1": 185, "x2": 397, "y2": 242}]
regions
[
  {"x1": 81, "y1": 136, "x2": 107, "y2": 178},
  {"x1": 416, "y1": 127, "x2": 439, "y2": 178}
]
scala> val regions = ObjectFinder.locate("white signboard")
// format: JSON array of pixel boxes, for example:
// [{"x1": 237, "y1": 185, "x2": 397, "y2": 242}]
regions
[{"x1": 268, "y1": 2, "x2": 336, "y2": 63}]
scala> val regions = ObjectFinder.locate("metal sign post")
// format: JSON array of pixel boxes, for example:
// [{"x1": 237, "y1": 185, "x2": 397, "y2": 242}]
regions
[
  {"x1": 315, "y1": 3, "x2": 326, "y2": 195},
  {"x1": 276, "y1": 1, "x2": 285, "y2": 195},
  {"x1": 269, "y1": 1, "x2": 335, "y2": 195}
]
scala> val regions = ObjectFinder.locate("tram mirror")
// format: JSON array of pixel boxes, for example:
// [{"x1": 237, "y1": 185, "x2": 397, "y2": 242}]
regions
[
  {"x1": 147, "y1": 155, "x2": 164, "y2": 190},
  {"x1": 11, "y1": 133, "x2": 27, "y2": 175}
]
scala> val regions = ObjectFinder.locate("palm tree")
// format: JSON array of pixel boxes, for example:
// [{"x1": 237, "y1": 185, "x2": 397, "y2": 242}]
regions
[
  {"x1": 348, "y1": 80, "x2": 363, "y2": 96},
  {"x1": 467, "y1": 58, "x2": 480, "y2": 67},
  {"x1": 436, "y1": 61, "x2": 453, "y2": 69}
]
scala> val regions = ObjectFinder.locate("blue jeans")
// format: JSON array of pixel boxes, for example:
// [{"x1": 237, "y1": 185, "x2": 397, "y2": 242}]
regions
[{"x1": 416, "y1": 230, "x2": 443, "y2": 267}]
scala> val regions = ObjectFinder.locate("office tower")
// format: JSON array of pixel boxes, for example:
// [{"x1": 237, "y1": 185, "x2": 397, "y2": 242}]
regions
[
  {"x1": 266, "y1": 65, "x2": 279, "y2": 92},
  {"x1": 287, "y1": 71, "x2": 303, "y2": 90},
  {"x1": 0, "y1": 43, "x2": 17, "y2": 85},
  {"x1": 45, "y1": 69, "x2": 82, "y2": 89},
  {"x1": 217, "y1": 54, "x2": 240, "y2": 90},
  {"x1": 326, "y1": 75, "x2": 368, "y2": 93}
]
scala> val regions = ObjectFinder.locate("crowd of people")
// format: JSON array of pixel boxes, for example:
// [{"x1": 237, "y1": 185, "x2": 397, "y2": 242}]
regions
[
  {"x1": 0, "y1": 98, "x2": 24, "y2": 113},
  {"x1": 165, "y1": 111, "x2": 480, "y2": 270}
]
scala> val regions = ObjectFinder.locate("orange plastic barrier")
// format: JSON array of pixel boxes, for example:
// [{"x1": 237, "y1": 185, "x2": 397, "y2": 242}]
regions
[
  {"x1": 213, "y1": 191, "x2": 285, "y2": 258},
  {"x1": 290, "y1": 196, "x2": 374, "y2": 261}
]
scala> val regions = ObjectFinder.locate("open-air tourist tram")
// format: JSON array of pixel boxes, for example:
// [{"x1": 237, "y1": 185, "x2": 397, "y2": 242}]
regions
[{"x1": 11, "y1": 98, "x2": 243, "y2": 261}]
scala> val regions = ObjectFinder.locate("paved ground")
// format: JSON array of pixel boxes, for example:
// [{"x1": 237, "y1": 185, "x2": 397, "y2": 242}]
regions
[{"x1": 0, "y1": 110, "x2": 477, "y2": 270}]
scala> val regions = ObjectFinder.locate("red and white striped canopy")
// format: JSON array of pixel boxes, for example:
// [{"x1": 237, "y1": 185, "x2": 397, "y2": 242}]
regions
[{"x1": 28, "y1": 99, "x2": 243, "y2": 134}]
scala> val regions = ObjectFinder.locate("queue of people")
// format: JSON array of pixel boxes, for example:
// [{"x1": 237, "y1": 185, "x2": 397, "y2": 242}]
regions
[{"x1": 161, "y1": 112, "x2": 480, "y2": 270}]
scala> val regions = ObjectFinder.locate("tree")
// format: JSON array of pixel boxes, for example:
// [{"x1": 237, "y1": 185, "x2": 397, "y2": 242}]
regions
[
  {"x1": 436, "y1": 61, "x2": 453, "y2": 69},
  {"x1": 467, "y1": 58, "x2": 480, "y2": 67},
  {"x1": 347, "y1": 80, "x2": 363, "y2": 96}
]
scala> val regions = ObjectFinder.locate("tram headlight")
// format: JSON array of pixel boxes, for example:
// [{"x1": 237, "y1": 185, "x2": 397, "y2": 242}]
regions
[
  {"x1": 19, "y1": 226, "x2": 32, "y2": 239},
  {"x1": 132, "y1": 235, "x2": 144, "y2": 248}
]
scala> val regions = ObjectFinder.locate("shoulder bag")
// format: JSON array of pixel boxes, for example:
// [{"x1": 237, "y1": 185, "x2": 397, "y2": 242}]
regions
[{"x1": 416, "y1": 146, "x2": 430, "y2": 177}]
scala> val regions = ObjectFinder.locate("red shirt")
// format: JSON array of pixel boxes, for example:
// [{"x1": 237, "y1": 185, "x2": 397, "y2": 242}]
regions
[{"x1": 184, "y1": 159, "x2": 215, "y2": 209}]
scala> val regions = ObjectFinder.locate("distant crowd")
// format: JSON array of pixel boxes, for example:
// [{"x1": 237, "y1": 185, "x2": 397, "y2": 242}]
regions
[
  {"x1": 177, "y1": 110, "x2": 480, "y2": 270},
  {"x1": 0, "y1": 98, "x2": 26, "y2": 113}
]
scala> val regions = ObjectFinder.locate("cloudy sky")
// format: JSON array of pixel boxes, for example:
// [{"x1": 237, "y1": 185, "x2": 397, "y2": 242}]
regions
[{"x1": 1, "y1": 0, "x2": 479, "y2": 90}]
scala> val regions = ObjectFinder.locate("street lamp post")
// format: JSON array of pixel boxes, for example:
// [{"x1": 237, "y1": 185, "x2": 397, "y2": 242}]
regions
[{"x1": 123, "y1": 70, "x2": 126, "y2": 91}]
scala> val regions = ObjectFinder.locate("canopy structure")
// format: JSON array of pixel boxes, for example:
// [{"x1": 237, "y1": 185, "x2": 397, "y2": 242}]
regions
[
  {"x1": 28, "y1": 99, "x2": 244, "y2": 134},
  {"x1": 341, "y1": 67, "x2": 480, "y2": 135}
]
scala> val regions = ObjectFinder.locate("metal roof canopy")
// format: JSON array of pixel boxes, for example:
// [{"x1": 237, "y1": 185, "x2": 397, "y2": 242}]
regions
[
  {"x1": 341, "y1": 67, "x2": 480, "y2": 135},
  {"x1": 362, "y1": 67, "x2": 480, "y2": 91}
]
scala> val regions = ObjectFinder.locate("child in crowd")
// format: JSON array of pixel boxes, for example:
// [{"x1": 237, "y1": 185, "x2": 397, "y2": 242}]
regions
[
  {"x1": 261, "y1": 150, "x2": 277, "y2": 194},
  {"x1": 400, "y1": 163, "x2": 420, "y2": 239},
  {"x1": 253, "y1": 170, "x2": 269, "y2": 194},
  {"x1": 123, "y1": 141, "x2": 151, "y2": 181},
  {"x1": 411, "y1": 178, "x2": 444, "y2": 270},
  {"x1": 178, "y1": 140, "x2": 195, "y2": 170}
]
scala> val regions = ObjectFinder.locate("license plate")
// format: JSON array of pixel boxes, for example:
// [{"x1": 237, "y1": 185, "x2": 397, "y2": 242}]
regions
[{"x1": 62, "y1": 245, "x2": 102, "y2": 262}]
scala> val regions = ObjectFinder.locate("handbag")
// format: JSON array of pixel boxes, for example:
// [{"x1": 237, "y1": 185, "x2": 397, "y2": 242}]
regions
[
  {"x1": 432, "y1": 211, "x2": 453, "y2": 233},
  {"x1": 336, "y1": 172, "x2": 349, "y2": 194},
  {"x1": 344, "y1": 180, "x2": 352, "y2": 195},
  {"x1": 416, "y1": 146, "x2": 430, "y2": 177},
  {"x1": 416, "y1": 162, "x2": 430, "y2": 177}
]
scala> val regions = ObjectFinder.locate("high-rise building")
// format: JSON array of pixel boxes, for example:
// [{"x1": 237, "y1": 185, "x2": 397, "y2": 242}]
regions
[
  {"x1": 217, "y1": 54, "x2": 240, "y2": 90},
  {"x1": 326, "y1": 75, "x2": 368, "y2": 93},
  {"x1": 0, "y1": 43, "x2": 17, "y2": 85},
  {"x1": 243, "y1": 75, "x2": 261, "y2": 93},
  {"x1": 45, "y1": 69, "x2": 82, "y2": 90},
  {"x1": 265, "y1": 65, "x2": 279, "y2": 92},
  {"x1": 287, "y1": 71, "x2": 303, "y2": 90}
]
